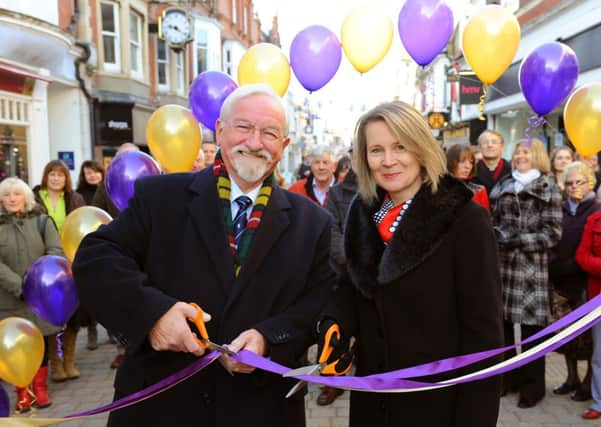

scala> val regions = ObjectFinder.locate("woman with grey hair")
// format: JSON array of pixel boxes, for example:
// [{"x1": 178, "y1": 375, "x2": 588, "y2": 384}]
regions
[
  {"x1": 318, "y1": 101, "x2": 503, "y2": 427},
  {"x1": 0, "y1": 177, "x2": 63, "y2": 413}
]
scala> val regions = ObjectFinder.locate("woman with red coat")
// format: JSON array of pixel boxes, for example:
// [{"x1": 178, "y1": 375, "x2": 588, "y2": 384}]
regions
[
  {"x1": 576, "y1": 188, "x2": 601, "y2": 419},
  {"x1": 446, "y1": 144, "x2": 490, "y2": 213}
]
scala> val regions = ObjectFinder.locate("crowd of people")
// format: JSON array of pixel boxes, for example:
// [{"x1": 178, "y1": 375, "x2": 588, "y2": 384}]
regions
[{"x1": 1, "y1": 85, "x2": 601, "y2": 425}]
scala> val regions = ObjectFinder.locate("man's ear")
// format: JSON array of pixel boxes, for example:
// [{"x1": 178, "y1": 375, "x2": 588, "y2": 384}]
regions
[
  {"x1": 215, "y1": 120, "x2": 223, "y2": 147},
  {"x1": 282, "y1": 136, "x2": 291, "y2": 149}
]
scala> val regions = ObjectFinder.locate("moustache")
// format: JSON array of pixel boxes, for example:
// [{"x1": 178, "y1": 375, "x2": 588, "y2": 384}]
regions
[{"x1": 232, "y1": 145, "x2": 272, "y2": 162}]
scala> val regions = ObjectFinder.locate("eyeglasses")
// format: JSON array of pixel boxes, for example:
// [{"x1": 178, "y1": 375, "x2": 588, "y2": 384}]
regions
[
  {"x1": 565, "y1": 180, "x2": 587, "y2": 187},
  {"x1": 224, "y1": 120, "x2": 283, "y2": 142}
]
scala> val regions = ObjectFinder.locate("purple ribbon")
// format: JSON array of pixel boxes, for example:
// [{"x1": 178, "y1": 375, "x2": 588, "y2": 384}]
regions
[
  {"x1": 54, "y1": 294, "x2": 601, "y2": 418},
  {"x1": 524, "y1": 114, "x2": 546, "y2": 144},
  {"x1": 66, "y1": 350, "x2": 221, "y2": 418}
]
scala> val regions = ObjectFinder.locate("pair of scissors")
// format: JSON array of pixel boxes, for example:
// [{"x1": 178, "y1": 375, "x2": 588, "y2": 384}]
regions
[
  {"x1": 187, "y1": 302, "x2": 238, "y2": 375},
  {"x1": 283, "y1": 323, "x2": 351, "y2": 398}
]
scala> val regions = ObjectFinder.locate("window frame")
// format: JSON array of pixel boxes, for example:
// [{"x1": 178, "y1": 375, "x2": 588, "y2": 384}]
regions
[
  {"x1": 176, "y1": 51, "x2": 185, "y2": 95},
  {"x1": 195, "y1": 27, "x2": 209, "y2": 76},
  {"x1": 101, "y1": 1, "x2": 121, "y2": 73},
  {"x1": 156, "y1": 36, "x2": 170, "y2": 92},
  {"x1": 129, "y1": 9, "x2": 144, "y2": 79}
]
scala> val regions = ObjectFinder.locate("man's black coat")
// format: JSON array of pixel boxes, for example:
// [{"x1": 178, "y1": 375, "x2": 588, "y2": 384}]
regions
[{"x1": 73, "y1": 167, "x2": 336, "y2": 427}]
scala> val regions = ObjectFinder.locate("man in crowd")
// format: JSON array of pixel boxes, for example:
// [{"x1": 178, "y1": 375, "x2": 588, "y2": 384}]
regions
[
  {"x1": 472, "y1": 130, "x2": 511, "y2": 194},
  {"x1": 289, "y1": 147, "x2": 336, "y2": 207},
  {"x1": 73, "y1": 84, "x2": 335, "y2": 427},
  {"x1": 202, "y1": 141, "x2": 218, "y2": 166}
]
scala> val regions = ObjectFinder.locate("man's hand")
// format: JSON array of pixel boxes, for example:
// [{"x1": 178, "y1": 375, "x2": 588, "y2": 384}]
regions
[
  {"x1": 148, "y1": 302, "x2": 211, "y2": 356},
  {"x1": 221, "y1": 329, "x2": 266, "y2": 374}
]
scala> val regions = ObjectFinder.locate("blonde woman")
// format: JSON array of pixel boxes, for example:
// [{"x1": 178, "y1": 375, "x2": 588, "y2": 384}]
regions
[
  {"x1": 550, "y1": 146, "x2": 574, "y2": 191},
  {"x1": 319, "y1": 101, "x2": 503, "y2": 427},
  {"x1": 489, "y1": 138, "x2": 562, "y2": 408}
]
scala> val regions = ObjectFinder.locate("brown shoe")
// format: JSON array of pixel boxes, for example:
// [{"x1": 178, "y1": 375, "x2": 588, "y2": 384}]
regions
[{"x1": 316, "y1": 386, "x2": 343, "y2": 406}]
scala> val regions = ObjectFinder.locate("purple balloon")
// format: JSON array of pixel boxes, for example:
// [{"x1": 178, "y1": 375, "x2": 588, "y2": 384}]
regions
[
  {"x1": 398, "y1": 0, "x2": 454, "y2": 66},
  {"x1": 519, "y1": 42, "x2": 579, "y2": 116},
  {"x1": 189, "y1": 71, "x2": 237, "y2": 131},
  {"x1": 106, "y1": 151, "x2": 161, "y2": 211},
  {"x1": 290, "y1": 25, "x2": 341, "y2": 92},
  {"x1": 23, "y1": 255, "x2": 78, "y2": 327}
]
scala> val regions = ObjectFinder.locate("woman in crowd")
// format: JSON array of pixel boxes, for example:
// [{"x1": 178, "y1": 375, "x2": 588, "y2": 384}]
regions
[
  {"x1": 76, "y1": 160, "x2": 104, "y2": 205},
  {"x1": 334, "y1": 155, "x2": 351, "y2": 183},
  {"x1": 319, "y1": 101, "x2": 503, "y2": 427},
  {"x1": 75, "y1": 160, "x2": 105, "y2": 350},
  {"x1": 489, "y1": 138, "x2": 562, "y2": 408},
  {"x1": 549, "y1": 161, "x2": 600, "y2": 402},
  {"x1": 576, "y1": 186, "x2": 601, "y2": 420},
  {"x1": 34, "y1": 160, "x2": 85, "y2": 382},
  {"x1": 446, "y1": 144, "x2": 490, "y2": 212},
  {"x1": 0, "y1": 177, "x2": 63, "y2": 412},
  {"x1": 550, "y1": 146, "x2": 574, "y2": 191}
]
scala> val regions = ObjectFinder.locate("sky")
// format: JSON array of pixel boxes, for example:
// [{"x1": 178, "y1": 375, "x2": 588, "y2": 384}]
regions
[{"x1": 251, "y1": 0, "x2": 474, "y2": 138}]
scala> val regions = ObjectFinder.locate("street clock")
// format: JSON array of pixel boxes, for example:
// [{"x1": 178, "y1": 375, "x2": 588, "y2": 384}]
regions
[{"x1": 158, "y1": 7, "x2": 193, "y2": 50}]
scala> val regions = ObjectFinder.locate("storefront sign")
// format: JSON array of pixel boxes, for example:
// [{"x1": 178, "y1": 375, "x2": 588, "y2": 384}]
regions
[
  {"x1": 94, "y1": 102, "x2": 134, "y2": 146},
  {"x1": 459, "y1": 76, "x2": 484, "y2": 105},
  {"x1": 58, "y1": 151, "x2": 74, "y2": 170}
]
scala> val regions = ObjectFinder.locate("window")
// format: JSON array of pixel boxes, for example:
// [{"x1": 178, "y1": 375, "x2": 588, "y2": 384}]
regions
[
  {"x1": 176, "y1": 51, "x2": 185, "y2": 95},
  {"x1": 196, "y1": 29, "x2": 208, "y2": 75},
  {"x1": 156, "y1": 38, "x2": 169, "y2": 91},
  {"x1": 130, "y1": 10, "x2": 143, "y2": 78},
  {"x1": 232, "y1": 0, "x2": 237, "y2": 24},
  {"x1": 101, "y1": 2, "x2": 120, "y2": 72},
  {"x1": 243, "y1": 4, "x2": 248, "y2": 34}
]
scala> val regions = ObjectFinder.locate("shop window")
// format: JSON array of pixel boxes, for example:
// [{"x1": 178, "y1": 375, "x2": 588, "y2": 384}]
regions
[
  {"x1": 0, "y1": 126, "x2": 28, "y2": 182},
  {"x1": 232, "y1": 0, "x2": 237, "y2": 24},
  {"x1": 176, "y1": 52, "x2": 185, "y2": 95},
  {"x1": 243, "y1": 4, "x2": 248, "y2": 34},
  {"x1": 101, "y1": 2, "x2": 121, "y2": 73},
  {"x1": 130, "y1": 10, "x2": 144, "y2": 79},
  {"x1": 196, "y1": 28, "x2": 208, "y2": 75},
  {"x1": 156, "y1": 38, "x2": 169, "y2": 91}
]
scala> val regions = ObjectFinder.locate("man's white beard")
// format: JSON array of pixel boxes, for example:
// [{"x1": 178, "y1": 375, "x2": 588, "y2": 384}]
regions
[{"x1": 231, "y1": 145, "x2": 273, "y2": 183}]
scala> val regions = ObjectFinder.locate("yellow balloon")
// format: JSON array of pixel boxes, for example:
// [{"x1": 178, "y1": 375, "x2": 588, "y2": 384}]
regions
[
  {"x1": 146, "y1": 105, "x2": 202, "y2": 172},
  {"x1": 341, "y1": 4, "x2": 393, "y2": 74},
  {"x1": 60, "y1": 206, "x2": 112, "y2": 262},
  {"x1": 462, "y1": 5, "x2": 520, "y2": 85},
  {"x1": 237, "y1": 43, "x2": 291, "y2": 97},
  {"x1": 564, "y1": 83, "x2": 601, "y2": 157},
  {"x1": 0, "y1": 317, "x2": 44, "y2": 387}
]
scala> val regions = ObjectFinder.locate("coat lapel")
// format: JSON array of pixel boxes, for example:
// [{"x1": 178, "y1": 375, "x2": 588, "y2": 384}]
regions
[
  {"x1": 187, "y1": 169, "x2": 235, "y2": 292},
  {"x1": 225, "y1": 186, "x2": 291, "y2": 307}
]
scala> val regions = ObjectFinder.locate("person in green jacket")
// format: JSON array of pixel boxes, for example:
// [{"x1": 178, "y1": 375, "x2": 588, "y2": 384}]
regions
[{"x1": 0, "y1": 177, "x2": 63, "y2": 413}]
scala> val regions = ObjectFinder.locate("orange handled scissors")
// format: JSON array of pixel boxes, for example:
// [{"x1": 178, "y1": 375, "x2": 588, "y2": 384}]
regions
[
  {"x1": 283, "y1": 323, "x2": 352, "y2": 398},
  {"x1": 187, "y1": 302, "x2": 236, "y2": 356}
]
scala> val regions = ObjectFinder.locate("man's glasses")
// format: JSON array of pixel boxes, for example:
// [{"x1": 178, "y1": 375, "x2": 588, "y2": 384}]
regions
[
  {"x1": 225, "y1": 120, "x2": 283, "y2": 142},
  {"x1": 565, "y1": 180, "x2": 587, "y2": 187}
]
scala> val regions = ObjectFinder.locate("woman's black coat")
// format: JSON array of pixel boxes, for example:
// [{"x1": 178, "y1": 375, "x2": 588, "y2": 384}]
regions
[{"x1": 323, "y1": 175, "x2": 503, "y2": 427}]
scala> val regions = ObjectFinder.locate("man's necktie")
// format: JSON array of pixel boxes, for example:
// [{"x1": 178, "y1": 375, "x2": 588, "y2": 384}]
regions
[{"x1": 232, "y1": 195, "x2": 252, "y2": 247}]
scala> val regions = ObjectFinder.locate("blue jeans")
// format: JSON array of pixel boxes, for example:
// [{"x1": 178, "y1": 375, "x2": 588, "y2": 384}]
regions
[{"x1": 590, "y1": 320, "x2": 601, "y2": 411}]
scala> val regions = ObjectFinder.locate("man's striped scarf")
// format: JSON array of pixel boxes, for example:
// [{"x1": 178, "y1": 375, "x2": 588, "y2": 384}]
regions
[{"x1": 213, "y1": 154, "x2": 274, "y2": 277}]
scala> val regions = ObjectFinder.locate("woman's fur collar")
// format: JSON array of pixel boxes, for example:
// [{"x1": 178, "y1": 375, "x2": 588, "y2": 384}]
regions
[{"x1": 344, "y1": 174, "x2": 472, "y2": 298}]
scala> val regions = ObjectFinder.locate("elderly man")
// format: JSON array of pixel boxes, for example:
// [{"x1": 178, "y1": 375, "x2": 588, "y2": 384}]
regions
[
  {"x1": 472, "y1": 130, "x2": 511, "y2": 194},
  {"x1": 73, "y1": 84, "x2": 335, "y2": 427},
  {"x1": 289, "y1": 147, "x2": 336, "y2": 207}
]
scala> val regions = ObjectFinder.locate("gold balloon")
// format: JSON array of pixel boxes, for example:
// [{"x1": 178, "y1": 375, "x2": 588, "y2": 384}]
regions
[
  {"x1": 341, "y1": 4, "x2": 393, "y2": 74},
  {"x1": 237, "y1": 43, "x2": 291, "y2": 97},
  {"x1": 462, "y1": 5, "x2": 521, "y2": 85},
  {"x1": 60, "y1": 206, "x2": 112, "y2": 262},
  {"x1": 0, "y1": 317, "x2": 44, "y2": 387},
  {"x1": 564, "y1": 83, "x2": 601, "y2": 157},
  {"x1": 146, "y1": 105, "x2": 203, "y2": 172}
]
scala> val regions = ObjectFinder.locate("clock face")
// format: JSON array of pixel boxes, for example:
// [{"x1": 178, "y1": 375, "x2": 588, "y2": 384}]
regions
[{"x1": 161, "y1": 9, "x2": 191, "y2": 46}]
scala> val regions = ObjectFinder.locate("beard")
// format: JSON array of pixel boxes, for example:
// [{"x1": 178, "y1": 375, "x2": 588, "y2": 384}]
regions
[{"x1": 230, "y1": 145, "x2": 273, "y2": 183}]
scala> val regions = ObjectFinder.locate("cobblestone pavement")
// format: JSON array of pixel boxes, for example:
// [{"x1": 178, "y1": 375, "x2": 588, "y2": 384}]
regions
[{"x1": 3, "y1": 326, "x2": 601, "y2": 426}]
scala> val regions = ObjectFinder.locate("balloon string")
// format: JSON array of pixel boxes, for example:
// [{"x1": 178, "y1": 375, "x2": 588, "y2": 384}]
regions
[
  {"x1": 524, "y1": 114, "x2": 546, "y2": 145},
  {"x1": 57, "y1": 331, "x2": 63, "y2": 360},
  {"x1": 478, "y1": 86, "x2": 487, "y2": 121}
]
